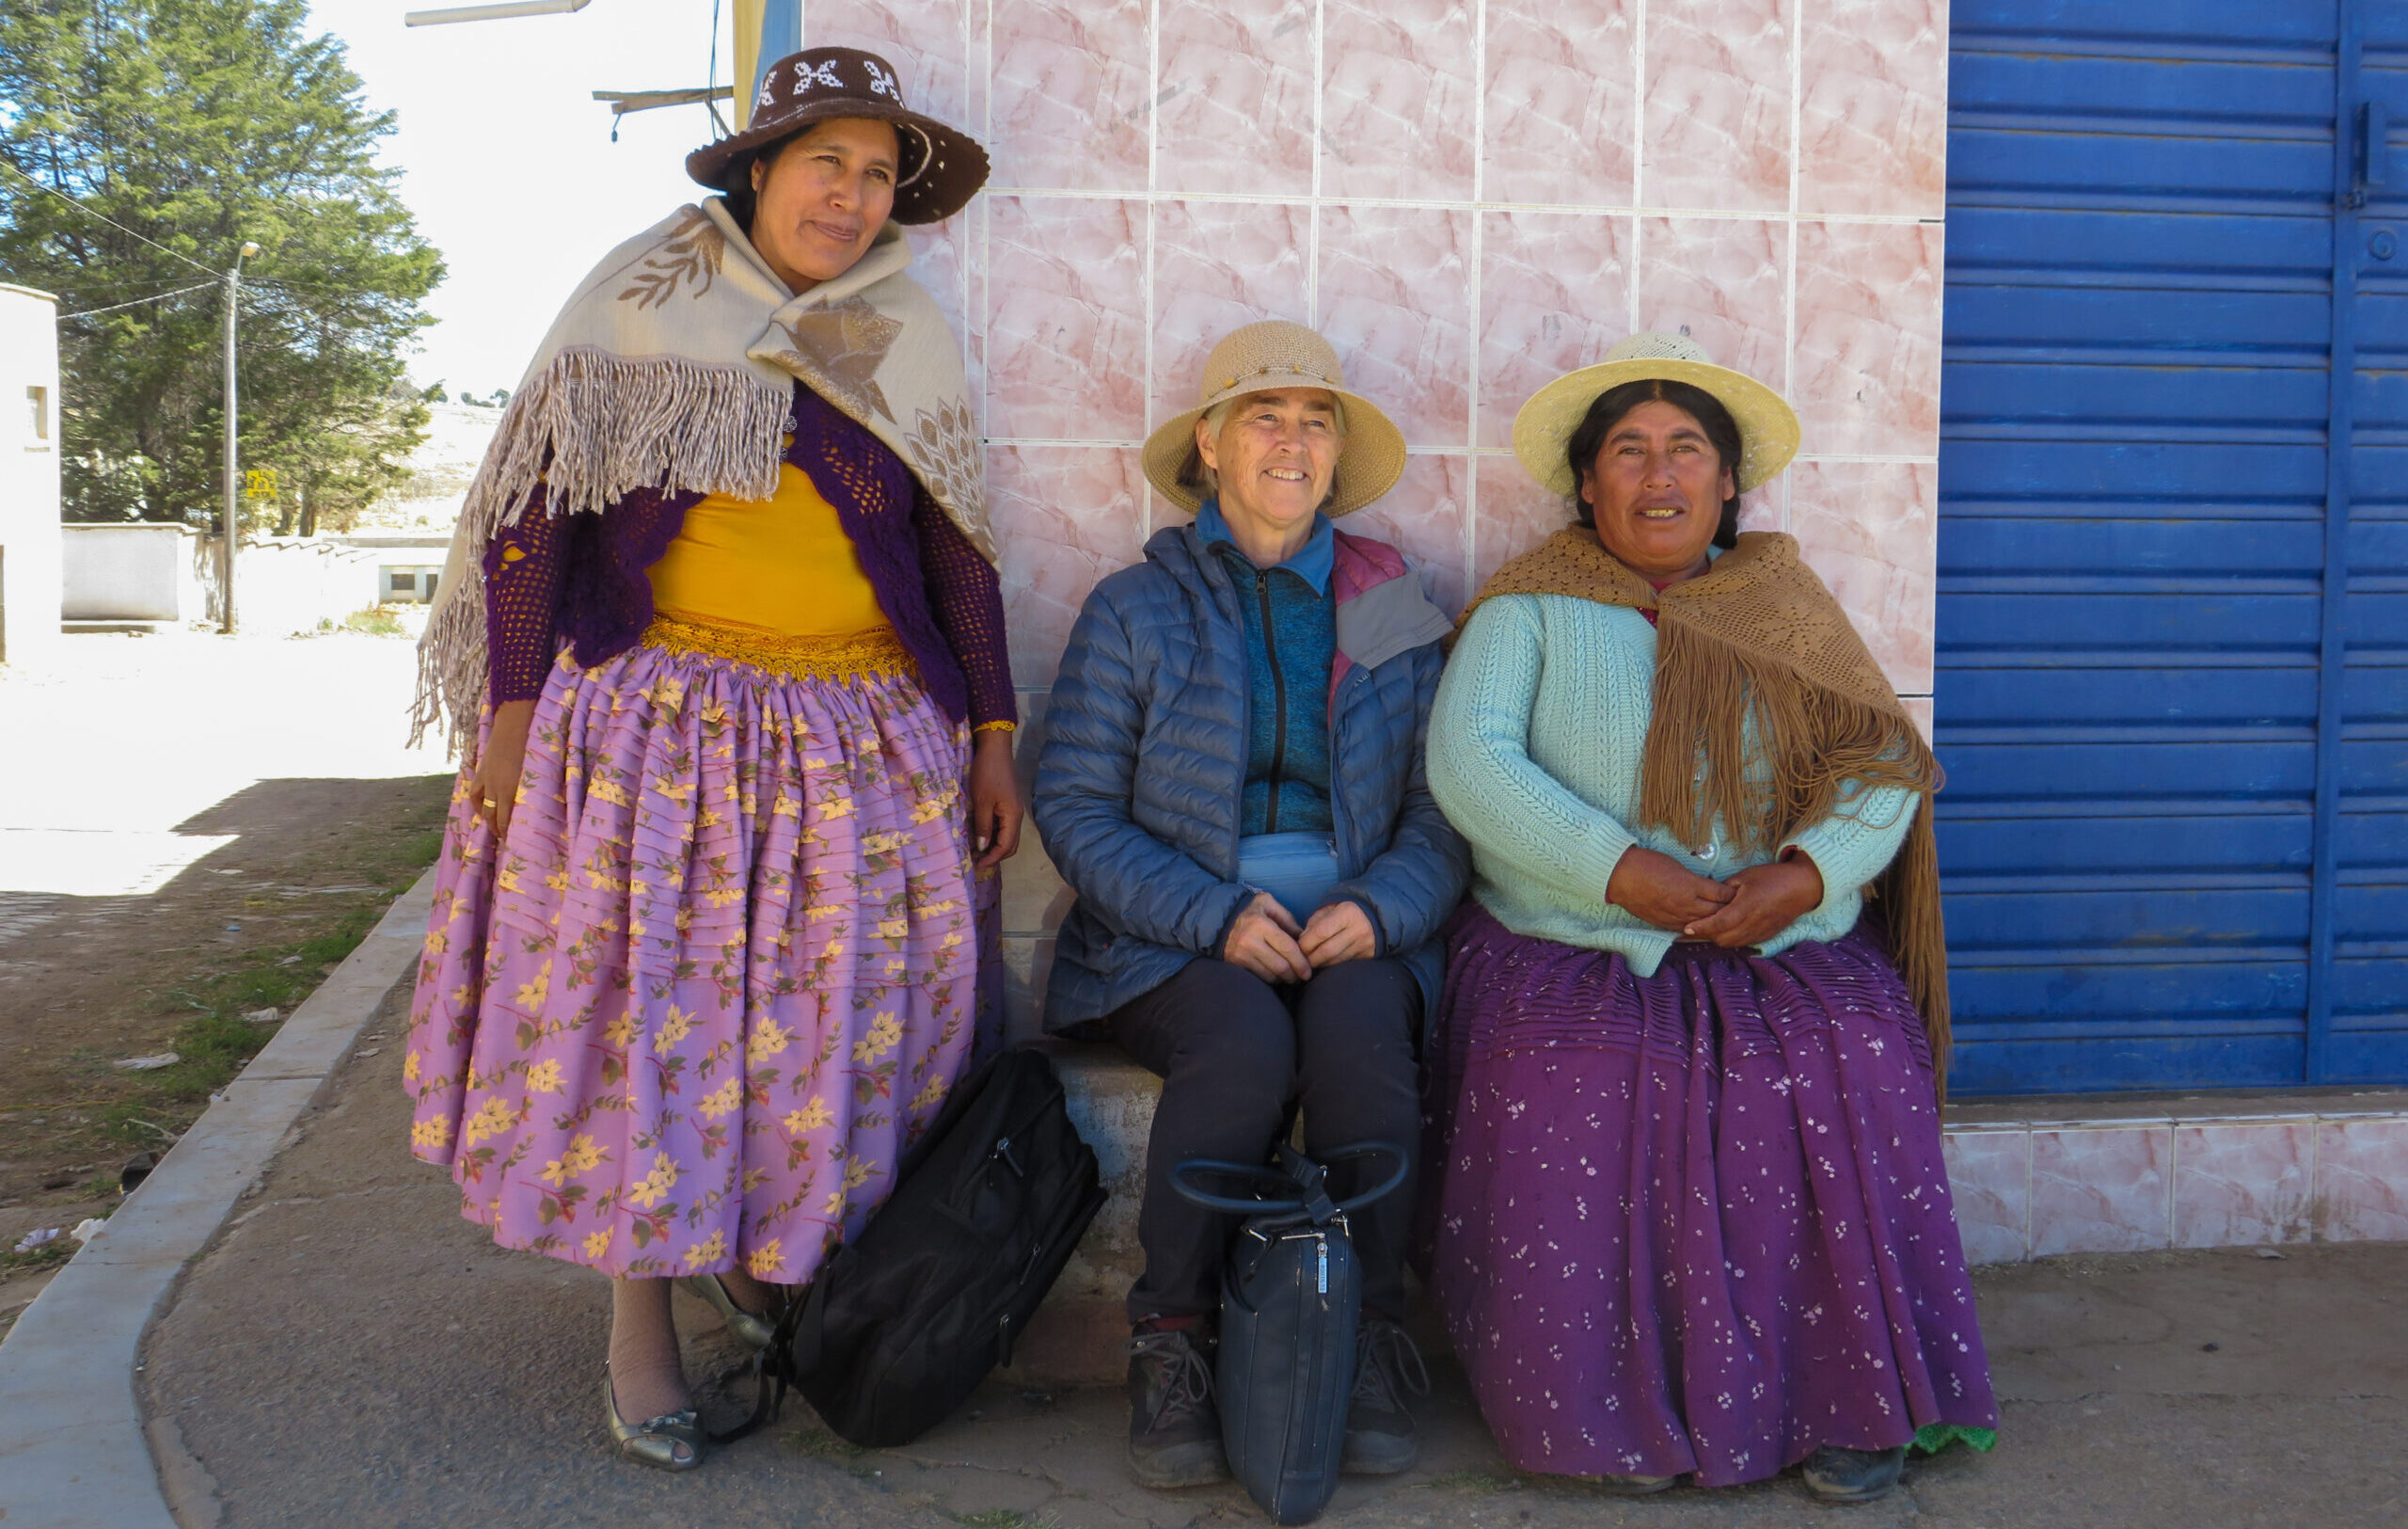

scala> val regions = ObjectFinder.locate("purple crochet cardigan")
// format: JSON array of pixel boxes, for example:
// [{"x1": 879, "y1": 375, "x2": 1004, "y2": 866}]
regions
[{"x1": 481, "y1": 384, "x2": 1014, "y2": 730}]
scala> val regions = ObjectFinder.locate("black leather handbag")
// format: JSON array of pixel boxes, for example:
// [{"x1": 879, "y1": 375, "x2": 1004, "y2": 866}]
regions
[{"x1": 1171, "y1": 1142, "x2": 1408, "y2": 1525}]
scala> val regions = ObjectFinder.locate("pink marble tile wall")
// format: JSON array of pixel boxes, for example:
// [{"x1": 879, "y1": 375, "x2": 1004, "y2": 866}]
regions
[
  {"x1": 1478, "y1": 212, "x2": 1636, "y2": 451},
  {"x1": 1941, "y1": 1128, "x2": 2030, "y2": 1266},
  {"x1": 1799, "y1": 0, "x2": 1950, "y2": 218},
  {"x1": 797, "y1": 1, "x2": 1952, "y2": 1027},
  {"x1": 1155, "y1": 0, "x2": 1316, "y2": 199},
  {"x1": 1642, "y1": 0, "x2": 1794, "y2": 214},
  {"x1": 1793, "y1": 221, "x2": 1945, "y2": 457},
  {"x1": 988, "y1": 446, "x2": 1148, "y2": 689},
  {"x1": 2314, "y1": 1118, "x2": 2408, "y2": 1242},
  {"x1": 1787, "y1": 460, "x2": 1938, "y2": 694},
  {"x1": 2028, "y1": 1126, "x2": 2174, "y2": 1258},
  {"x1": 1314, "y1": 205, "x2": 1475, "y2": 449},
  {"x1": 2173, "y1": 1122, "x2": 2316, "y2": 1248},
  {"x1": 1635, "y1": 216, "x2": 1792, "y2": 394},
  {"x1": 984, "y1": 198, "x2": 1145, "y2": 442},
  {"x1": 988, "y1": 0, "x2": 1149, "y2": 193},
  {"x1": 1150, "y1": 201, "x2": 1314, "y2": 432},
  {"x1": 1322, "y1": 0, "x2": 1479, "y2": 203},
  {"x1": 1482, "y1": 1, "x2": 1639, "y2": 208},
  {"x1": 1347, "y1": 455, "x2": 1472, "y2": 616}
]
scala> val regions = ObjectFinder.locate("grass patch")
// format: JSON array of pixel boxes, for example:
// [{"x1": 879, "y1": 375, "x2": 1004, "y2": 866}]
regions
[
  {"x1": 343, "y1": 606, "x2": 405, "y2": 637},
  {"x1": 950, "y1": 1513, "x2": 1060, "y2": 1528},
  {"x1": 135, "y1": 902, "x2": 391, "y2": 1107}
]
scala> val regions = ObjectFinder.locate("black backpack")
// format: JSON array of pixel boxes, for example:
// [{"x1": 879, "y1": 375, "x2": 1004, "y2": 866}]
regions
[
  {"x1": 1171, "y1": 1142, "x2": 1408, "y2": 1525},
  {"x1": 719, "y1": 1046, "x2": 1107, "y2": 1448}
]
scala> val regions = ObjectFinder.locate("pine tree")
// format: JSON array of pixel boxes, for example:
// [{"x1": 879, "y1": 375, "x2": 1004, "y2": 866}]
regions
[{"x1": 0, "y1": 0, "x2": 443, "y2": 532}]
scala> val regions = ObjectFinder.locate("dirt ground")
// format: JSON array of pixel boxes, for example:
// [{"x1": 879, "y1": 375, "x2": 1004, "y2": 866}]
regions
[
  {"x1": 0, "y1": 626, "x2": 452, "y2": 1332},
  {"x1": 140, "y1": 1000, "x2": 2408, "y2": 1529}
]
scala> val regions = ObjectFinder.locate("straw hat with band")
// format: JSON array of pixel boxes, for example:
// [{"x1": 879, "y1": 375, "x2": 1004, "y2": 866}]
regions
[
  {"x1": 1511, "y1": 331, "x2": 1802, "y2": 498},
  {"x1": 688, "y1": 46, "x2": 989, "y2": 226},
  {"x1": 1143, "y1": 321, "x2": 1408, "y2": 518}
]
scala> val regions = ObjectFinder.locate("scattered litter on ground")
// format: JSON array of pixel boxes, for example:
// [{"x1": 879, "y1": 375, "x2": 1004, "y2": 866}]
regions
[
  {"x1": 277, "y1": 955, "x2": 302, "y2": 965},
  {"x1": 114, "y1": 1052, "x2": 181, "y2": 1072},
  {"x1": 12, "y1": 1228, "x2": 59, "y2": 1254},
  {"x1": 71, "y1": 1217, "x2": 107, "y2": 1244},
  {"x1": 356, "y1": 1047, "x2": 381, "y2": 1059},
  {"x1": 2258, "y1": 1249, "x2": 2287, "y2": 1260},
  {"x1": 242, "y1": 1008, "x2": 280, "y2": 1024}
]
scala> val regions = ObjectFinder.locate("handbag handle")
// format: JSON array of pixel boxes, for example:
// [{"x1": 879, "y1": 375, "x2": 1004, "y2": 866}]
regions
[{"x1": 1167, "y1": 1140, "x2": 1408, "y2": 1218}]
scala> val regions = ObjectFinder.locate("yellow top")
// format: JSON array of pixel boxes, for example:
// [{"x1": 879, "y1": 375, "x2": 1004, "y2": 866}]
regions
[{"x1": 645, "y1": 456, "x2": 891, "y2": 638}]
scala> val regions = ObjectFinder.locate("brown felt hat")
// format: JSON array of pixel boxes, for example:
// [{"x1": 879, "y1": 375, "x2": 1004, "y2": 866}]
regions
[
  {"x1": 687, "y1": 47, "x2": 990, "y2": 226},
  {"x1": 1142, "y1": 321, "x2": 1408, "y2": 518}
]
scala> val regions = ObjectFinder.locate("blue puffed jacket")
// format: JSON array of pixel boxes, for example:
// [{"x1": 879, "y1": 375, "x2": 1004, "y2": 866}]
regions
[{"x1": 1034, "y1": 521, "x2": 1471, "y2": 1035}]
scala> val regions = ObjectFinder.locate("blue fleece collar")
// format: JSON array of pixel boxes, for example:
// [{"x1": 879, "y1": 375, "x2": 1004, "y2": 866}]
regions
[{"x1": 1196, "y1": 498, "x2": 1335, "y2": 595}]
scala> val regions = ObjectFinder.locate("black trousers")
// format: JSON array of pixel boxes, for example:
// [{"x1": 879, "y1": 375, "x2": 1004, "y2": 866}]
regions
[{"x1": 1111, "y1": 955, "x2": 1422, "y2": 1324}]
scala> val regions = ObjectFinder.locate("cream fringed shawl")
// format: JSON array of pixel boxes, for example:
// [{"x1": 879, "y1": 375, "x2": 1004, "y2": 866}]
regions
[
  {"x1": 1459, "y1": 529, "x2": 1954, "y2": 1095},
  {"x1": 413, "y1": 199, "x2": 994, "y2": 753}
]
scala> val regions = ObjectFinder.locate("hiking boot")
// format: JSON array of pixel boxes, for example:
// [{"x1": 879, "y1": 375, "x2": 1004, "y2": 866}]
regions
[
  {"x1": 1126, "y1": 1324, "x2": 1227, "y2": 1489},
  {"x1": 1800, "y1": 1443, "x2": 1908, "y2": 1504},
  {"x1": 1341, "y1": 1317, "x2": 1430, "y2": 1474}
]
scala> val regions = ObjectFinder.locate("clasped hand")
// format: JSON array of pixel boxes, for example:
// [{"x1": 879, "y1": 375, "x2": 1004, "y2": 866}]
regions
[
  {"x1": 1605, "y1": 846, "x2": 1823, "y2": 949},
  {"x1": 1221, "y1": 892, "x2": 1375, "y2": 984}
]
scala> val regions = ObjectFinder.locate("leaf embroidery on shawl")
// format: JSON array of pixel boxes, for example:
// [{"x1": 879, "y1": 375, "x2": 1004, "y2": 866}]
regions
[
  {"x1": 772, "y1": 297, "x2": 903, "y2": 423},
  {"x1": 904, "y1": 398, "x2": 987, "y2": 529},
  {"x1": 617, "y1": 208, "x2": 727, "y2": 311}
]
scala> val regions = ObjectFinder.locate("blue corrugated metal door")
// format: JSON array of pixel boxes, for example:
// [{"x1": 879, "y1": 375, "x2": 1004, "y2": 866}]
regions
[{"x1": 1940, "y1": 2, "x2": 2406, "y2": 1093}]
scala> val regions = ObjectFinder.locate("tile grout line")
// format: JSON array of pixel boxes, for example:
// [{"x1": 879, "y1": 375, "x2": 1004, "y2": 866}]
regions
[
  {"x1": 1467, "y1": 0, "x2": 1488, "y2": 601},
  {"x1": 1307, "y1": 0, "x2": 1325, "y2": 326},
  {"x1": 1629, "y1": 0, "x2": 1648, "y2": 334},
  {"x1": 1142, "y1": 0, "x2": 1161, "y2": 534},
  {"x1": 971, "y1": 183, "x2": 1941, "y2": 223}
]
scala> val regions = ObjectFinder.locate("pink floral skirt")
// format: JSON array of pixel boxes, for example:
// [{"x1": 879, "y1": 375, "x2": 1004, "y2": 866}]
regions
[{"x1": 404, "y1": 635, "x2": 992, "y2": 1282}]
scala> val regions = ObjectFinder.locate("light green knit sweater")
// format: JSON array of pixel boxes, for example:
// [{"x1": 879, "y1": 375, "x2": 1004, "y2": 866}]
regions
[{"x1": 1427, "y1": 592, "x2": 1917, "y2": 974}]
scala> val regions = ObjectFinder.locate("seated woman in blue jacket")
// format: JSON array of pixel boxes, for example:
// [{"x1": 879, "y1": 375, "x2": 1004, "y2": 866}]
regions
[{"x1": 1034, "y1": 321, "x2": 1468, "y2": 1490}]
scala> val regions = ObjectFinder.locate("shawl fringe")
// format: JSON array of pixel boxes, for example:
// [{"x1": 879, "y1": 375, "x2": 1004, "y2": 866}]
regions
[{"x1": 408, "y1": 349, "x2": 791, "y2": 752}]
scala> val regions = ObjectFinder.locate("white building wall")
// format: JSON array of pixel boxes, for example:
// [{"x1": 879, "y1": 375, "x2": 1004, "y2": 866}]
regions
[{"x1": 0, "y1": 285, "x2": 63, "y2": 665}]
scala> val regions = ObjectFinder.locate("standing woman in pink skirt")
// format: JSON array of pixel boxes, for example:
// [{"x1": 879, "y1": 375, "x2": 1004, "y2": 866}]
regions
[{"x1": 402, "y1": 48, "x2": 1017, "y2": 1473}]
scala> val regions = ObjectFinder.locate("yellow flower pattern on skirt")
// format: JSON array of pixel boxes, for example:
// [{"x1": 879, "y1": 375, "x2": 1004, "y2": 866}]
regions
[{"x1": 404, "y1": 640, "x2": 990, "y2": 1281}]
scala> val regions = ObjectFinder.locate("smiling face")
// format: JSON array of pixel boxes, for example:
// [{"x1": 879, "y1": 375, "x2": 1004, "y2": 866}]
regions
[
  {"x1": 1196, "y1": 387, "x2": 1343, "y2": 556},
  {"x1": 748, "y1": 118, "x2": 902, "y2": 295},
  {"x1": 1577, "y1": 397, "x2": 1737, "y2": 583}
]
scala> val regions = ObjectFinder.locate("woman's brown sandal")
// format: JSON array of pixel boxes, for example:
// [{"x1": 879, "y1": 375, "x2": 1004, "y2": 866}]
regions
[{"x1": 605, "y1": 1369, "x2": 705, "y2": 1473}]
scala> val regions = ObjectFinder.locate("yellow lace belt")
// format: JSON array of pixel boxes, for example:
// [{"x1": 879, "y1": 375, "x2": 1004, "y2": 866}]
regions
[{"x1": 641, "y1": 609, "x2": 919, "y2": 684}]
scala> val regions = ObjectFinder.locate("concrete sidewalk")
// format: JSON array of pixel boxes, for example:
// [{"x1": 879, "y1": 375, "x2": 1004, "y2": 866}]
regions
[{"x1": 132, "y1": 986, "x2": 2408, "y2": 1529}]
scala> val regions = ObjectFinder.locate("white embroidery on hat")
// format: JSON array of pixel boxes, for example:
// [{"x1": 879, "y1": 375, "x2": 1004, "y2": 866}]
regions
[
  {"x1": 756, "y1": 76, "x2": 776, "y2": 108},
  {"x1": 863, "y1": 58, "x2": 901, "y2": 102},
  {"x1": 790, "y1": 59, "x2": 845, "y2": 96}
]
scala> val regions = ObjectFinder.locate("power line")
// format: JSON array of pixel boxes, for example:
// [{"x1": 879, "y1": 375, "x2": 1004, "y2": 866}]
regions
[
  {"x1": 0, "y1": 159, "x2": 228, "y2": 278},
  {"x1": 58, "y1": 279, "x2": 219, "y2": 319}
]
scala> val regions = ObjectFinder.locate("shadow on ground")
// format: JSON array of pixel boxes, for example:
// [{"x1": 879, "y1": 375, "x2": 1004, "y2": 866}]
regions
[{"x1": 140, "y1": 981, "x2": 2408, "y2": 1529}]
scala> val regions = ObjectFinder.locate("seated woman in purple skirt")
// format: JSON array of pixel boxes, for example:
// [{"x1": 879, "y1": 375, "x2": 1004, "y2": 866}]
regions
[{"x1": 1421, "y1": 333, "x2": 1997, "y2": 1504}]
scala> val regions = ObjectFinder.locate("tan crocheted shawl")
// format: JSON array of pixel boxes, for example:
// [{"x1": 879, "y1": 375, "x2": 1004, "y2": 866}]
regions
[
  {"x1": 1461, "y1": 528, "x2": 1951, "y2": 1091},
  {"x1": 412, "y1": 199, "x2": 993, "y2": 752}
]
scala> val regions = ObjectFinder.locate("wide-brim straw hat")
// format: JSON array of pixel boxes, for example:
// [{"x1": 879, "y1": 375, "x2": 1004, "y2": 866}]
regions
[
  {"x1": 688, "y1": 47, "x2": 989, "y2": 226},
  {"x1": 1512, "y1": 330, "x2": 1801, "y2": 496},
  {"x1": 1142, "y1": 321, "x2": 1407, "y2": 518}
]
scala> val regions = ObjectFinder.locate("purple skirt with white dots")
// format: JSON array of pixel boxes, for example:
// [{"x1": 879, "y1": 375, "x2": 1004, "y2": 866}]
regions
[{"x1": 1419, "y1": 901, "x2": 1998, "y2": 1487}]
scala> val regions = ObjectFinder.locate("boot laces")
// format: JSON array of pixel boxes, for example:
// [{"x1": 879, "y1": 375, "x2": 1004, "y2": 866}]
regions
[
  {"x1": 1128, "y1": 1330, "x2": 1215, "y2": 1426},
  {"x1": 1353, "y1": 1318, "x2": 1431, "y2": 1411}
]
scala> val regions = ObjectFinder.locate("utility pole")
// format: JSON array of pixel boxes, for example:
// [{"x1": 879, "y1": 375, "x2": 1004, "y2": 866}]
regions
[{"x1": 221, "y1": 239, "x2": 257, "y2": 635}]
